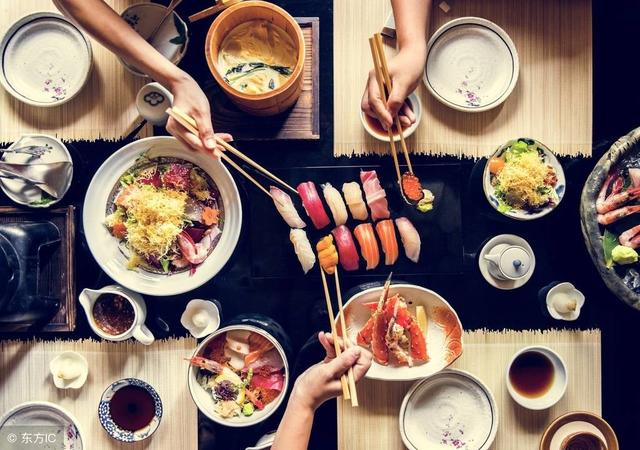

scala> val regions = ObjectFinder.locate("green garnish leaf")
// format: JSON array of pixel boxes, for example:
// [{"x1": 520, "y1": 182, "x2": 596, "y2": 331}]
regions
[
  {"x1": 29, "y1": 192, "x2": 55, "y2": 206},
  {"x1": 160, "y1": 258, "x2": 170, "y2": 273},
  {"x1": 603, "y1": 229, "x2": 619, "y2": 268}
]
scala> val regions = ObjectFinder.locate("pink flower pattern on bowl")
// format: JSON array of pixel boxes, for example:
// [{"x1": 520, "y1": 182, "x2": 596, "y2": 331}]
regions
[{"x1": 43, "y1": 76, "x2": 68, "y2": 101}]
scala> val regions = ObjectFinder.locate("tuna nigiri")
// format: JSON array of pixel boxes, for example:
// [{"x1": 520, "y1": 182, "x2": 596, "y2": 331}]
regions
[
  {"x1": 316, "y1": 235, "x2": 339, "y2": 274},
  {"x1": 289, "y1": 229, "x2": 316, "y2": 274},
  {"x1": 360, "y1": 170, "x2": 390, "y2": 221},
  {"x1": 375, "y1": 219, "x2": 399, "y2": 265},
  {"x1": 297, "y1": 182, "x2": 331, "y2": 229},
  {"x1": 322, "y1": 183, "x2": 348, "y2": 226},
  {"x1": 395, "y1": 217, "x2": 421, "y2": 263},
  {"x1": 270, "y1": 186, "x2": 306, "y2": 228},
  {"x1": 342, "y1": 182, "x2": 368, "y2": 221},
  {"x1": 354, "y1": 223, "x2": 380, "y2": 270},
  {"x1": 331, "y1": 225, "x2": 360, "y2": 271}
]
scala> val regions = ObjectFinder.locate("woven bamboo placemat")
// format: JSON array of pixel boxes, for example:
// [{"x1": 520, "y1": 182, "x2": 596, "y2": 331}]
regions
[
  {"x1": 338, "y1": 329, "x2": 601, "y2": 450},
  {"x1": 333, "y1": 0, "x2": 593, "y2": 158},
  {"x1": 0, "y1": 0, "x2": 152, "y2": 144},
  {"x1": 0, "y1": 338, "x2": 197, "y2": 450}
]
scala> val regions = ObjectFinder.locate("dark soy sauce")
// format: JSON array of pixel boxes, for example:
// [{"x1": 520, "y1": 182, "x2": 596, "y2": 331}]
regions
[
  {"x1": 509, "y1": 351, "x2": 555, "y2": 398},
  {"x1": 109, "y1": 386, "x2": 156, "y2": 431},
  {"x1": 364, "y1": 99, "x2": 414, "y2": 137}
]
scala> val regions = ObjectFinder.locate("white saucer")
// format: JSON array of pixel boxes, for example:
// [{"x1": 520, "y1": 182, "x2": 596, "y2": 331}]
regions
[{"x1": 478, "y1": 234, "x2": 535, "y2": 290}]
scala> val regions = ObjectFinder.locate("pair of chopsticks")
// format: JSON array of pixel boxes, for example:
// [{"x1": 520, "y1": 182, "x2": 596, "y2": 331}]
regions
[
  {"x1": 319, "y1": 266, "x2": 359, "y2": 407},
  {"x1": 368, "y1": 33, "x2": 414, "y2": 187},
  {"x1": 189, "y1": 0, "x2": 243, "y2": 22},
  {"x1": 165, "y1": 107, "x2": 297, "y2": 201}
]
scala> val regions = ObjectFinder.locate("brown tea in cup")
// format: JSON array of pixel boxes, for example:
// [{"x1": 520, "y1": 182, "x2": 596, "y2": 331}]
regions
[{"x1": 561, "y1": 431, "x2": 607, "y2": 450}]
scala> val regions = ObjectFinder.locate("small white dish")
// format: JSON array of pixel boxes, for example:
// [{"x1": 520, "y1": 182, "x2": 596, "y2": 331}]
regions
[
  {"x1": 400, "y1": 369, "x2": 498, "y2": 450},
  {"x1": 478, "y1": 234, "x2": 535, "y2": 290},
  {"x1": 0, "y1": 134, "x2": 73, "y2": 208},
  {"x1": 245, "y1": 432, "x2": 276, "y2": 450},
  {"x1": 423, "y1": 17, "x2": 518, "y2": 112},
  {"x1": 0, "y1": 12, "x2": 92, "y2": 107},
  {"x1": 546, "y1": 282, "x2": 585, "y2": 321},
  {"x1": 360, "y1": 91, "x2": 422, "y2": 142},
  {"x1": 506, "y1": 346, "x2": 568, "y2": 410},
  {"x1": 120, "y1": 3, "x2": 189, "y2": 77},
  {"x1": 181, "y1": 299, "x2": 221, "y2": 338},
  {"x1": 49, "y1": 351, "x2": 89, "y2": 389},
  {"x1": 136, "y1": 82, "x2": 174, "y2": 125}
]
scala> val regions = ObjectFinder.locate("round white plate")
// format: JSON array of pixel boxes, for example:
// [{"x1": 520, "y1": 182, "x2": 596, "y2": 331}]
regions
[
  {"x1": 0, "y1": 134, "x2": 73, "y2": 208},
  {"x1": 423, "y1": 17, "x2": 518, "y2": 112},
  {"x1": 478, "y1": 234, "x2": 535, "y2": 290},
  {"x1": 0, "y1": 12, "x2": 92, "y2": 106},
  {"x1": 82, "y1": 136, "x2": 242, "y2": 296},
  {"x1": 483, "y1": 138, "x2": 566, "y2": 220},
  {"x1": 340, "y1": 283, "x2": 463, "y2": 381},
  {"x1": 400, "y1": 369, "x2": 498, "y2": 450},
  {"x1": 0, "y1": 401, "x2": 84, "y2": 450}
]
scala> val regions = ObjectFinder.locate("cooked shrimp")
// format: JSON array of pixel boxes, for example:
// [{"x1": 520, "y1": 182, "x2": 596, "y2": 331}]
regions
[
  {"x1": 597, "y1": 205, "x2": 640, "y2": 225},
  {"x1": 619, "y1": 225, "x2": 640, "y2": 249}
]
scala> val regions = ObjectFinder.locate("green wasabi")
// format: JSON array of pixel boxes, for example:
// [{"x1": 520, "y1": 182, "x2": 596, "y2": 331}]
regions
[
  {"x1": 242, "y1": 402, "x2": 255, "y2": 416},
  {"x1": 612, "y1": 245, "x2": 638, "y2": 265}
]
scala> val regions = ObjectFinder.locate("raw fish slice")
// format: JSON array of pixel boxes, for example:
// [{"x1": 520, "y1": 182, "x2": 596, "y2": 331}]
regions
[
  {"x1": 342, "y1": 182, "x2": 369, "y2": 220},
  {"x1": 289, "y1": 229, "x2": 316, "y2": 274},
  {"x1": 270, "y1": 186, "x2": 306, "y2": 228},
  {"x1": 395, "y1": 217, "x2": 421, "y2": 263},
  {"x1": 322, "y1": 183, "x2": 349, "y2": 226},
  {"x1": 246, "y1": 348, "x2": 284, "y2": 370},
  {"x1": 251, "y1": 371, "x2": 285, "y2": 392},
  {"x1": 375, "y1": 219, "x2": 399, "y2": 265},
  {"x1": 360, "y1": 170, "x2": 390, "y2": 221},
  {"x1": 331, "y1": 225, "x2": 360, "y2": 271},
  {"x1": 297, "y1": 182, "x2": 331, "y2": 229},
  {"x1": 354, "y1": 223, "x2": 380, "y2": 270}
]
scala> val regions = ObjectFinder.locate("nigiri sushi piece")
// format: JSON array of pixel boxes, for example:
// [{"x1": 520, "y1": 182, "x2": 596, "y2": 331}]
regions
[
  {"x1": 360, "y1": 170, "x2": 390, "y2": 221},
  {"x1": 375, "y1": 219, "x2": 399, "y2": 265},
  {"x1": 290, "y1": 229, "x2": 316, "y2": 274},
  {"x1": 332, "y1": 225, "x2": 360, "y2": 271},
  {"x1": 322, "y1": 183, "x2": 348, "y2": 226},
  {"x1": 342, "y1": 182, "x2": 368, "y2": 221},
  {"x1": 354, "y1": 223, "x2": 380, "y2": 270},
  {"x1": 270, "y1": 186, "x2": 306, "y2": 229},
  {"x1": 395, "y1": 217, "x2": 421, "y2": 263},
  {"x1": 297, "y1": 182, "x2": 331, "y2": 229},
  {"x1": 316, "y1": 235, "x2": 339, "y2": 274}
]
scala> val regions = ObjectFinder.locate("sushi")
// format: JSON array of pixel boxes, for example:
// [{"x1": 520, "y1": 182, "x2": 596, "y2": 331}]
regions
[
  {"x1": 289, "y1": 229, "x2": 316, "y2": 274},
  {"x1": 270, "y1": 186, "x2": 306, "y2": 228},
  {"x1": 360, "y1": 170, "x2": 390, "y2": 221},
  {"x1": 316, "y1": 235, "x2": 339, "y2": 274},
  {"x1": 297, "y1": 182, "x2": 331, "y2": 229},
  {"x1": 322, "y1": 183, "x2": 349, "y2": 226},
  {"x1": 332, "y1": 225, "x2": 360, "y2": 271},
  {"x1": 354, "y1": 223, "x2": 380, "y2": 270},
  {"x1": 375, "y1": 219, "x2": 399, "y2": 265},
  {"x1": 395, "y1": 217, "x2": 421, "y2": 263},
  {"x1": 342, "y1": 182, "x2": 368, "y2": 221},
  {"x1": 401, "y1": 173, "x2": 424, "y2": 203}
]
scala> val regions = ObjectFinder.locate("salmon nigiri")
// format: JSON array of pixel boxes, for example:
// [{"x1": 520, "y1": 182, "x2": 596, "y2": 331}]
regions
[
  {"x1": 375, "y1": 219, "x2": 399, "y2": 265},
  {"x1": 354, "y1": 223, "x2": 380, "y2": 270}
]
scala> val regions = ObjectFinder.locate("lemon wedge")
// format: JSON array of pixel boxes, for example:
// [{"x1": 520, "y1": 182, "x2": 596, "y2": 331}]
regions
[{"x1": 416, "y1": 306, "x2": 428, "y2": 336}]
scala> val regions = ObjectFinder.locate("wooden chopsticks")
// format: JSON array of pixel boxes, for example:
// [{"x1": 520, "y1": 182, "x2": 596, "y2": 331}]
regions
[
  {"x1": 189, "y1": 0, "x2": 243, "y2": 23},
  {"x1": 369, "y1": 33, "x2": 414, "y2": 177},
  {"x1": 319, "y1": 267, "x2": 358, "y2": 407},
  {"x1": 165, "y1": 107, "x2": 297, "y2": 200}
]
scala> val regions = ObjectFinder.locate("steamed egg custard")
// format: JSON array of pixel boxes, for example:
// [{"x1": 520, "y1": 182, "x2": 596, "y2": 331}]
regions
[{"x1": 218, "y1": 20, "x2": 297, "y2": 94}]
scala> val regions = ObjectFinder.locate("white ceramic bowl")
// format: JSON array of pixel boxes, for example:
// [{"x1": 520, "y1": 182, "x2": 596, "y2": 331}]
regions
[
  {"x1": 0, "y1": 12, "x2": 92, "y2": 107},
  {"x1": 339, "y1": 283, "x2": 463, "y2": 381},
  {"x1": 483, "y1": 138, "x2": 566, "y2": 221},
  {"x1": 506, "y1": 346, "x2": 568, "y2": 410},
  {"x1": 546, "y1": 282, "x2": 585, "y2": 321},
  {"x1": 400, "y1": 369, "x2": 498, "y2": 450},
  {"x1": 187, "y1": 325, "x2": 289, "y2": 427},
  {"x1": 423, "y1": 17, "x2": 518, "y2": 112},
  {"x1": 82, "y1": 136, "x2": 242, "y2": 296},
  {"x1": 360, "y1": 91, "x2": 422, "y2": 142}
]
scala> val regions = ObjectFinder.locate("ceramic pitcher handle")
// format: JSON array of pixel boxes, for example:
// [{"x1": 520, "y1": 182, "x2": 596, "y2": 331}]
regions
[{"x1": 133, "y1": 324, "x2": 155, "y2": 346}]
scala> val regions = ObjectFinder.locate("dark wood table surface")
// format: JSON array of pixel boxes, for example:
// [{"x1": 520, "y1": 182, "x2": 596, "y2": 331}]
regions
[{"x1": 2, "y1": 1, "x2": 639, "y2": 449}]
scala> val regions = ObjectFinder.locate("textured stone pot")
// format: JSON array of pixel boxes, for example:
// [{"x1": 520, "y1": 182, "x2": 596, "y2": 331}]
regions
[{"x1": 580, "y1": 126, "x2": 640, "y2": 310}]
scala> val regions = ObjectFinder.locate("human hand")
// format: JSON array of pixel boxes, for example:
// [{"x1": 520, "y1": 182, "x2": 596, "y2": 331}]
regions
[
  {"x1": 165, "y1": 72, "x2": 233, "y2": 157},
  {"x1": 361, "y1": 46, "x2": 426, "y2": 130},
  {"x1": 291, "y1": 331, "x2": 372, "y2": 411}
]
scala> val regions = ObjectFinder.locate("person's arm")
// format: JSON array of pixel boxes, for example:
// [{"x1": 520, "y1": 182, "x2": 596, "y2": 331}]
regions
[
  {"x1": 361, "y1": 0, "x2": 431, "y2": 129},
  {"x1": 54, "y1": 0, "x2": 231, "y2": 153},
  {"x1": 271, "y1": 332, "x2": 372, "y2": 450}
]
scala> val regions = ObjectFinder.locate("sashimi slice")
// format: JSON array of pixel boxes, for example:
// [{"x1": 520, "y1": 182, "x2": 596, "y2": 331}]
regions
[
  {"x1": 246, "y1": 348, "x2": 284, "y2": 371},
  {"x1": 360, "y1": 170, "x2": 390, "y2": 221},
  {"x1": 289, "y1": 229, "x2": 316, "y2": 274},
  {"x1": 322, "y1": 183, "x2": 349, "y2": 226},
  {"x1": 354, "y1": 223, "x2": 380, "y2": 270},
  {"x1": 395, "y1": 217, "x2": 421, "y2": 263},
  {"x1": 271, "y1": 186, "x2": 306, "y2": 228},
  {"x1": 342, "y1": 182, "x2": 369, "y2": 220},
  {"x1": 331, "y1": 225, "x2": 360, "y2": 271},
  {"x1": 375, "y1": 219, "x2": 399, "y2": 265},
  {"x1": 251, "y1": 371, "x2": 285, "y2": 392}
]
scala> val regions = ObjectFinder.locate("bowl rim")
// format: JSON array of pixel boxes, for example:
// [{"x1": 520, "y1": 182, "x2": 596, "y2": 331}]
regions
[
  {"x1": 0, "y1": 12, "x2": 93, "y2": 107},
  {"x1": 359, "y1": 91, "x2": 422, "y2": 143},
  {"x1": 422, "y1": 16, "x2": 519, "y2": 113},
  {"x1": 187, "y1": 324, "x2": 290, "y2": 427},
  {"x1": 538, "y1": 411, "x2": 619, "y2": 450},
  {"x1": 204, "y1": 0, "x2": 306, "y2": 101}
]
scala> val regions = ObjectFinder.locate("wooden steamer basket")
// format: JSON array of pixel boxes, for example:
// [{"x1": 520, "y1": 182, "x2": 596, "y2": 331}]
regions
[{"x1": 205, "y1": 1, "x2": 305, "y2": 116}]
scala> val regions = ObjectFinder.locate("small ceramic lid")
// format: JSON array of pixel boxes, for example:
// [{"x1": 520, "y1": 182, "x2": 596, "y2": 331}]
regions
[
  {"x1": 546, "y1": 282, "x2": 585, "y2": 321},
  {"x1": 499, "y1": 246, "x2": 531, "y2": 279},
  {"x1": 180, "y1": 299, "x2": 221, "y2": 338},
  {"x1": 49, "y1": 351, "x2": 89, "y2": 389}
]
